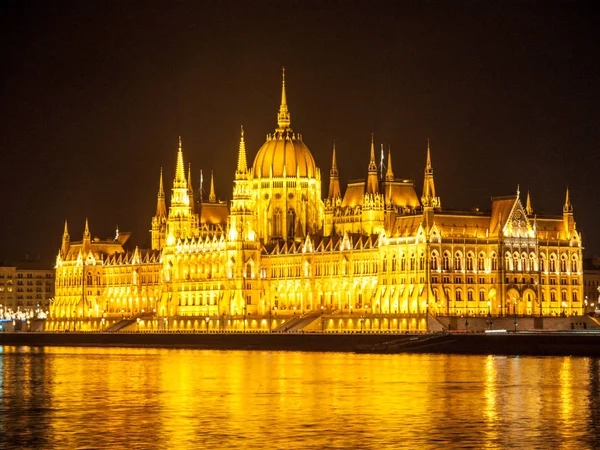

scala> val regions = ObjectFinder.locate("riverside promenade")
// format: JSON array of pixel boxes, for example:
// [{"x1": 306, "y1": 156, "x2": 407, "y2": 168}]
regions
[{"x1": 2, "y1": 331, "x2": 600, "y2": 356}]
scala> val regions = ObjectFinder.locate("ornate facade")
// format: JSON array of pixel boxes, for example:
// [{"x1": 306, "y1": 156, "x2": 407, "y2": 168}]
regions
[{"x1": 49, "y1": 72, "x2": 584, "y2": 332}]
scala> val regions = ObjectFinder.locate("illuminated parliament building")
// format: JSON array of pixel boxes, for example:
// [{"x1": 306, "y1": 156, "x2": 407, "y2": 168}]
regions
[{"x1": 49, "y1": 72, "x2": 584, "y2": 332}]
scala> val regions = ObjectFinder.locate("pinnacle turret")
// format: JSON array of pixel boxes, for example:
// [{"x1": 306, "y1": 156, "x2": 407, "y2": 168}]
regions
[
  {"x1": 174, "y1": 136, "x2": 186, "y2": 188},
  {"x1": 209, "y1": 170, "x2": 216, "y2": 203},
  {"x1": 422, "y1": 139, "x2": 440, "y2": 209},
  {"x1": 366, "y1": 134, "x2": 379, "y2": 194},
  {"x1": 385, "y1": 148, "x2": 394, "y2": 181},
  {"x1": 156, "y1": 168, "x2": 167, "y2": 217},
  {"x1": 563, "y1": 187, "x2": 573, "y2": 213},
  {"x1": 328, "y1": 142, "x2": 341, "y2": 199},
  {"x1": 525, "y1": 190, "x2": 533, "y2": 216},
  {"x1": 236, "y1": 126, "x2": 248, "y2": 175}
]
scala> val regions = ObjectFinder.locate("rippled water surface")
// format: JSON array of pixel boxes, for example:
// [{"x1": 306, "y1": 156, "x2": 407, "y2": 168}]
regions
[{"x1": 1, "y1": 346, "x2": 600, "y2": 449}]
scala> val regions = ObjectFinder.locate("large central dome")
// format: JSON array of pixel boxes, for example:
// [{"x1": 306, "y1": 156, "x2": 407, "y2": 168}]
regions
[
  {"x1": 253, "y1": 131, "x2": 316, "y2": 178},
  {"x1": 251, "y1": 70, "x2": 317, "y2": 179}
]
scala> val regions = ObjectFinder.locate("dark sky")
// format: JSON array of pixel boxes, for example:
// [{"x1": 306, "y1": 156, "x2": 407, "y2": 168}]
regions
[{"x1": 1, "y1": 1, "x2": 598, "y2": 263}]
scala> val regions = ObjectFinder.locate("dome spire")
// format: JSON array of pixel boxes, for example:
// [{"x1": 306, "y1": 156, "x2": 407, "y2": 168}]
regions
[{"x1": 277, "y1": 67, "x2": 291, "y2": 130}]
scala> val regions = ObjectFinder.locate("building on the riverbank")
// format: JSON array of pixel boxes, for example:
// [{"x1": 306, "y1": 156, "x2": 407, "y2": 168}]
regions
[
  {"x1": 583, "y1": 258, "x2": 600, "y2": 313},
  {"x1": 48, "y1": 71, "x2": 584, "y2": 332},
  {"x1": 0, "y1": 261, "x2": 55, "y2": 314}
]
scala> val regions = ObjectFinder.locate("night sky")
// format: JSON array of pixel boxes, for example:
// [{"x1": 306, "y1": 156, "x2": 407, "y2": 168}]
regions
[{"x1": 1, "y1": 1, "x2": 598, "y2": 264}]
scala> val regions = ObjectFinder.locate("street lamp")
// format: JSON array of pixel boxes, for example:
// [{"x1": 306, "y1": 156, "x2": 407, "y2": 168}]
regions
[{"x1": 513, "y1": 299, "x2": 518, "y2": 332}]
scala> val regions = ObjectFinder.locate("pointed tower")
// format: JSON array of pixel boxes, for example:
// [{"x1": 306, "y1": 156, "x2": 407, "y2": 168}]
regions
[
  {"x1": 421, "y1": 139, "x2": 440, "y2": 209},
  {"x1": 366, "y1": 134, "x2": 379, "y2": 195},
  {"x1": 174, "y1": 136, "x2": 186, "y2": 189},
  {"x1": 82, "y1": 218, "x2": 91, "y2": 254},
  {"x1": 385, "y1": 148, "x2": 394, "y2": 181},
  {"x1": 563, "y1": 186, "x2": 574, "y2": 237},
  {"x1": 277, "y1": 67, "x2": 291, "y2": 130},
  {"x1": 166, "y1": 136, "x2": 194, "y2": 243},
  {"x1": 156, "y1": 168, "x2": 167, "y2": 217},
  {"x1": 61, "y1": 220, "x2": 70, "y2": 257},
  {"x1": 229, "y1": 126, "x2": 255, "y2": 242},
  {"x1": 151, "y1": 169, "x2": 168, "y2": 250},
  {"x1": 187, "y1": 163, "x2": 195, "y2": 213},
  {"x1": 328, "y1": 142, "x2": 341, "y2": 199},
  {"x1": 236, "y1": 126, "x2": 248, "y2": 178},
  {"x1": 525, "y1": 190, "x2": 533, "y2": 216},
  {"x1": 209, "y1": 170, "x2": 216, "y2": 203},
  {"x1": 421, "y1": 140, "x2": 440, "y2": 231}
]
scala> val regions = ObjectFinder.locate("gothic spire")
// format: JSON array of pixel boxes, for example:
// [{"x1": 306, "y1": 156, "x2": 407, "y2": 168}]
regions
[
  {"x1": 156, "y1": 168, "x2": 167, "y2": 217},
  {"x1": 63, "y1": 220, "x2": 69, "y2": 239},
  {"x1": 368, "y1": 133, "x2": 377, "y2": 172},
  {"x1": 277, "y1": 67, "x2": 291, "y2": 129},
  {"x1": 421, "y1": 139, "x2": 439, "y2": 208},
  {"x1": 83, "y1": 218, "x2": 90, "y2": 239},
  {"x1": 367, "y1": 134, "x2": 379, "y2": 194},
  {"x1": 525, "y1": 190, "x2": 533, "y2": 216},
  {"x1": 209, "y1": 170, "x2": 216, "y2": 203},
  {"x1": 331, "y1": 142, "x2": 338, "y2": 175},
  {"x1": 328, "y1": 142, "x2": 341, "y2": 199},
  {"x1": 237, "y1": 126, "x2": 248, "y2": 174},
  {"x1": 174, "y1": 136, "x2": 186, "y2": 188},
  {"x1": 385, "y1": 148, "x2": 394, "y2": 181},
  {"x1": 563, "y1": 186, "x2": 573, "y2": 213}
]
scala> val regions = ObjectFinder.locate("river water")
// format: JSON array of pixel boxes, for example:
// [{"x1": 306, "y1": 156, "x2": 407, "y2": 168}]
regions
[{"x1": 1, "y1": 346, "x2": 599, "y2": 449}]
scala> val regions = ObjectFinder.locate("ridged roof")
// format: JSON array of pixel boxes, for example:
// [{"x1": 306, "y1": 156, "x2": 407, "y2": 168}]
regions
[{"x1": 252, "y1": 130, "x2": 316, "y2": 179}]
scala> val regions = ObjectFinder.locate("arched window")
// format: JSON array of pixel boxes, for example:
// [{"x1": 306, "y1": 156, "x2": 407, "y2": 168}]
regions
[
  {"x1": 540, "y1": 254, "x2": 546, "y2": 272},
  {"x1": 521, "y1": 253, "x2": 528, "y2": 271},
  {"x1": 478, "y1": 253, "x2": 485, "y2": 271},
  {"x1": 410, "y1": 253, "x2": 416, "y2": 271},
  {"x1": 530, "y1": 253, "x2": 538, "y2": 271},
  {"x1": 513, "y1": 253, "x2": 520, "y2": 271},
  {"x1": 443, "y1": 252, "x2": 450, "y2": 270},
  {"x1": 454, "y1": 252, "x2": 462, "y2": 271},
  {"x1": 456, "y1": 289, "x2": 463, "y2": 301},
  {"x1": 550, "y1": 254, "x2": 556, "y2": 273},
  {"x1": 573, "y1": 291, "x2": 578, "y2": 302},
  {"x1": 391, "y1": 254, "x2": 397, "y2": 272},
  {"x1": 491, "y1": 253, "x2": 498, "y2": 271},
  {"x1": 419, "y1": 252, "x2": 425, "y2": 271},
  {"x1": 505, "y1": 253, "x2": 512, "y2": 271},
  {"x1": 466, "y1": 253, "x2": 473, "y2": 271},
  {"x1": 571, "y1": 255, "x2": 578, "y2": 273},
  {"x1": 431, "y1": 252, "x2": 439, "y2": 271},
  {"x1": 467, "y1": 290, "x2": 474, "y2": 302},
  {"x1": 382, "y1": 255, "x2": 388, "y2": 272},
  {"x1": 400, "y1": 254, "x2": 406, "y2": 271},
  {"x1": 479, "y1": 290, "x2": 485, "y2": 302},
  {"x1": 551, "y1": 290, "x2": 556, "y2": 302},
  {"x1": 560, "y1": 255, "x2": 567, "y2": 273},
  {"x1": 86, "y1": 271, "x2": 93, "y2": 285}
]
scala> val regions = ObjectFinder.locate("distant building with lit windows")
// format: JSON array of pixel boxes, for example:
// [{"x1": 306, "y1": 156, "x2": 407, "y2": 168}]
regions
[
  {"x1": 0, "y1": 261, "x2": 55, "y2": 313},
  {"x1": 48, "y1": 72, "x2": 584, "y2": 332}
]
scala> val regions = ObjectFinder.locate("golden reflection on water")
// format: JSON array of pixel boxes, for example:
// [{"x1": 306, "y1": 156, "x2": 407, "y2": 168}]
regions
[{"x1": 0, "y1": 346, "x2": 599, "y2": 449}]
